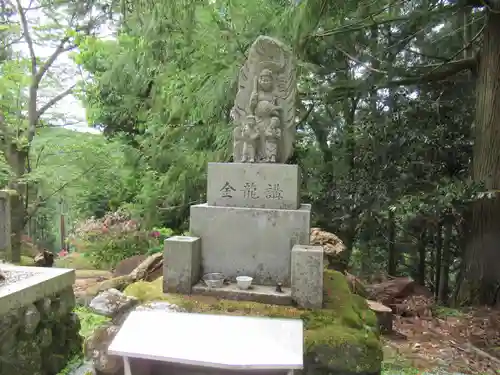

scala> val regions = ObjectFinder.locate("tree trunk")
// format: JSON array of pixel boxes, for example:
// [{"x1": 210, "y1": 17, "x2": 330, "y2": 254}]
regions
[
  {"x1": 438, "y1": 220, "x2": 452, "y2": 305},
  {"x1": 460, "y1": 9, "x2": 500, "y2": 306},
  {"x1": 417, "y1": 229, "x2": 427, "y2": 286},
  {"x1": 387, "y1": 210, "x2": 397, "y2": 276},
  {"x1": 5, "y1": 146, "x2": 28, "y2": 263},
  {"x1": 434, "y1": 223, "x2": 442, "y2": 299}
]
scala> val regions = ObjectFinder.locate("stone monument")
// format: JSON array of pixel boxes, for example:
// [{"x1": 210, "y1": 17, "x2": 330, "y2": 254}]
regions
[
  {"x1": 231, "y1": 36, "x2": 296, "y2": 164},
  {"x1": 164, "y1": 36, "x2": 324, "y2": 309}
]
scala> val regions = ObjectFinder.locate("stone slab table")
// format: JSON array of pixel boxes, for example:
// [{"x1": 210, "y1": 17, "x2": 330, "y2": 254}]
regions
[{"x1": 107, "y1": 310, "x2": 304, "y2": 375}]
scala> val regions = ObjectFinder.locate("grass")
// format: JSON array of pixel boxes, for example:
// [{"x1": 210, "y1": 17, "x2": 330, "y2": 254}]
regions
[
  {"x1": 54, "y1": 252, "x2": 102, "y2": 270},
  {"x1": 432, "y1": 305, "x2": 465, "y2": 318},
  {"x1": 56, "y1": 306, "x2": 110, "y2": 375},
  {"x1": 74, "y1": 305, "x2": 110, "y2": 338}
]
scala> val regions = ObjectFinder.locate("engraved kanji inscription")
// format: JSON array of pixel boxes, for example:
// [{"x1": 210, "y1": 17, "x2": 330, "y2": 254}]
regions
[
  {"x1": 220, "y1": 181, "x2": 236, "y2": 198},
  {"x1": 265, "y1": 183, "x2": 284, "y2": 200},
  {"x1": 242, "y1": 182, "x2": 259, "y2": 199}
]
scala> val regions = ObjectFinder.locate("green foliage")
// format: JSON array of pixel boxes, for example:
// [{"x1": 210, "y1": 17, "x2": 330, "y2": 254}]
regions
[
  {"x1": 25, "y1": 127, "x2": 139, "y2": 251},
  {"x1": 55, "y1": 306, "x2": 111, "y2": 375},
  {"x1": 432, "y1": 306, "x2": 465, "y2": 318},
  {"x1": 54, "y1": 252, "x2": 102, "y2": 270},
  {"x1": 73, "y1": 0, "x2": 300, "y2": 227},
  {"x1": 69, "y1": 210, "x2": 150, "y2": 268},
  {"x1": 78, "y1": 227, "x2": 150, "y2": 269},
  {"x1": 30, "y1": 127, "x2": 138, "y2": 219},
  {"x1": 73, "y1": 0, "x2": 486, "y2": 304},
  {"x1": 146, "y1": 226, "x2": 174, "y2": 255},
  {"x1": 74, "y1": 306, "x2": 110, "y2": 338}
]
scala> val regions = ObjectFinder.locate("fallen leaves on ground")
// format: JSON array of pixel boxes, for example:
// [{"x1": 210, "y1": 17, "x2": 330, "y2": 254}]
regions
[{"x1": 385, "y1": 307, "x2": 500, "y2": 374}]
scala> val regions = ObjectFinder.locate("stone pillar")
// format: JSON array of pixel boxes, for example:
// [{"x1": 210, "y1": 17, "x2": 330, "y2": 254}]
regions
[
  {"x1": 0, "y1": 189, "x2": 23, "y2": 263},
  {"x1": 291, "y1": 245, "x2": 324, "y2": 309},
  {"x1": 163, "y1": 236, "x2": 202, "y2": 294},
  {"x1": 0, "y1": 190, "x2": 13, "y2": 261}
]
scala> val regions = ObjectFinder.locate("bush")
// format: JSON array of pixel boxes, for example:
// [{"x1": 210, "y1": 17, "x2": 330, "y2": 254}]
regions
[
  {"x1": 146, "y1": 226, "x2": 174, "y2": 255},
  {"x1": 68, "y1": 210, "x2": 151, "y2": 269}
]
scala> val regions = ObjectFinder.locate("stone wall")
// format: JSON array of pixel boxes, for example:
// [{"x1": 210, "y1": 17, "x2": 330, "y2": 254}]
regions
[{"x1": 0, "y1": 286, "x2": 82, "y2": 375}]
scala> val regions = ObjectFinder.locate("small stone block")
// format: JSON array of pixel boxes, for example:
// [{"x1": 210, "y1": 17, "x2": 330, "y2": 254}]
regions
[
  {"x1": 291, "y1": 245, "x2": 324, "y2": 309},
  {"x1": 207, "y1": 162, "x2": 300, "y2": 210},
  {"x1": 163, "y1": 236, "x2": 201, "y2": 294}
]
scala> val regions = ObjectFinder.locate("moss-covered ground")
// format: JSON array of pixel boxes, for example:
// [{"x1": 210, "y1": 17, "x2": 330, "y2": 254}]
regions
[{"x1": 123, "y1": 270, "x2": 383, "y2": 374}]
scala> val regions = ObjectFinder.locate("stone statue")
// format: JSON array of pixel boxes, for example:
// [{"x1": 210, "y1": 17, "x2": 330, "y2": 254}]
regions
[
  {"x1": 231, "y1": 36, "x2": 297, "y2": 163},
  {"x1": 241, "y1": 115, "x2": 259, "y2": 162},
  {"x1": 263, "y1": 115, "x2": 281, "y2": 162}
]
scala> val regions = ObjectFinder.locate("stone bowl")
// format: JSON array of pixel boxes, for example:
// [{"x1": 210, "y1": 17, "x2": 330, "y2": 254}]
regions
[
  {"x1": 236, "y1": 276, "x2": 253, "y2": 290},
  {"x1": 203, "y1": 273, "x2": 224, "y2": 289}
]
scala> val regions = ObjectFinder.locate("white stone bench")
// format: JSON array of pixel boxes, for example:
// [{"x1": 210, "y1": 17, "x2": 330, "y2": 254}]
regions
[{"x1": 107, "y1": 310, "x2": 304, "y2": 375}]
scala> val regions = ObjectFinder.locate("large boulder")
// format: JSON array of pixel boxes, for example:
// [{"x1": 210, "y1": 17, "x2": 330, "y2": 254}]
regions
[{"x1": 123, "y1": 270, "x2": 383, "y2": 375}]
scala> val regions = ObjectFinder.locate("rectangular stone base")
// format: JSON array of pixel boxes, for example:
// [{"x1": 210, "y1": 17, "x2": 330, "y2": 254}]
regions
[
  {"x1": 291, "y1": 245, "x2": 324, "y2": 309},
  {"x1": 192, "y1": 282, "x2": 292, "y2": 306},
  {"x1": 207, "y1": 163, "x2": 300, "y2": 209},
  {"x1": 190, "y1": 203, "x2": 311, "y2": 286},
  {"x1": 163, "y1": 236, "x2": 201, "y2": 294}
]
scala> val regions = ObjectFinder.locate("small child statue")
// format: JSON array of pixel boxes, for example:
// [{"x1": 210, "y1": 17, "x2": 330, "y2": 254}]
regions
[
  {"x1": 241, "y1": 116, "x2": 259, "y2": 163},
  {"x1": 263, "y1": 117, "x2": 281, "y2": 163}
]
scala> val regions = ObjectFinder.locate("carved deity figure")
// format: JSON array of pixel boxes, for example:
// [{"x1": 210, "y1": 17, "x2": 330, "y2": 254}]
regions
[
  {"x1": 263, "y1": 116, "x2": 281, "y2": 162},
  {"x1": 241, "y1": 116, "x2": 259, "y2": 162},
  {"x1": 231, "y1": 36, "x2": 297, "y2": 163}
]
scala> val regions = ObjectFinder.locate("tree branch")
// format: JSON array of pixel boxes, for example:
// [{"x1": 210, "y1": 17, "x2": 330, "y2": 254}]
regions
[
  {"x1": 14, "y1": 0, "x2": 36, "y2": 74},
  {"x1": 34, "y1": 37, "x2": 72, "y2": 86},
  {"x1": 35, "y1": 84, "x2": 76, "y2": 121},
  {"x1": 24, "y1": 163, "x2": 97, "y2": 224},
  {"x1": 333, "y1": 44, "x2": 387, "y2": 74},
  {"x1": 326, "y1": 57, "x2": 477, "y2": 98}
]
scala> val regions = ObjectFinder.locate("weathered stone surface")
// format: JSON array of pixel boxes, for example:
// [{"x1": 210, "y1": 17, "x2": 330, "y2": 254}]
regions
[
  {"x1": 0, "y1": 264, "x2": 75, "y2": 315},
  {"x1": 190, "y1": 203, "x2": 311, "y2": 286},
  {"x1": 163, "y1": 236, "x2": 201, "y2": 294},
  {"x1": 0, "y1": 190, "x2": 14, "y2": 261},
  {"x1": 90, "y1": 288, "x2": 138, "y2": 318},
  {"x1": 84, "y1": 292, "x2": 185, "y2": 374},
  {"x1": 0, "y1": 286, "x2": 82, "y2": 375},
  {"x1": 83, "y1": 323, "x2": 123, "y2": 374},
  {"x1": 291, "y1": 245, "x2": 324, "y2": 309},
  {"x1": 191, "y1": 281, "x2": 292, "y2": 305},
  {"x1": 207, "y1": 162, "x2": 300, "y2": 210},
  {"x1": 231, "y1": 36, "x2": 297, "y2": 164},
  {"x1": 134, "y1": 300, "x2": 185, "y2": 313},
  {"x1": 310, "y1": 227, "x2": 348, "y2": 272}
]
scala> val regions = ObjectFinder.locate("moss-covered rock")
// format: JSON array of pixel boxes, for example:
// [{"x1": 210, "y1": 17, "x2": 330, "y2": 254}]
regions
[{"x1": 123, "y1": 270, "x2": 382, "y2": 374}]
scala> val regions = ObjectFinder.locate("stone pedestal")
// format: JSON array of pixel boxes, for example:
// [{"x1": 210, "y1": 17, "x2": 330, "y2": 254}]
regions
[
  {"x1": 207, "y1": 162, "x2": 300, "y2": 210},
  {"x1": 190, "y1": 203, "x2": 311, "y2": 286},
  {"x1": 291, "y1": 245, "x2": 324, "y2": 309},
  {"x1": 163, "y1": 161, "x2": 323, "y2": 306},
  {"x1": 163, "y1": 236, "x2": 202, "y2": 294}
]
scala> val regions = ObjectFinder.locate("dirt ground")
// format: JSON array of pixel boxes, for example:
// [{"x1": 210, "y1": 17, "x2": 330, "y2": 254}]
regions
[{"x1": 384, "y1": 308, "x2": 500, "y2": 374}]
